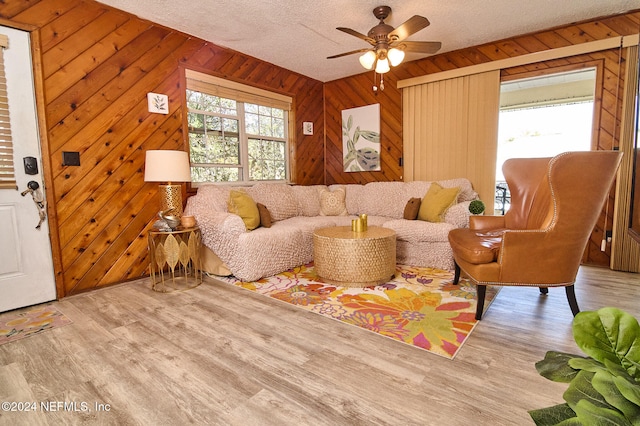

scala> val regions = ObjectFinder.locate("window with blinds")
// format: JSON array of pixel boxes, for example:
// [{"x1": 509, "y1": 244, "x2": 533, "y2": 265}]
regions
[
  {"x1": 185, "y1": 69, "x2": 292, "y2": 185},
  {"x1": 0, "y1": 34, "x2": 16, "y2": 190}
]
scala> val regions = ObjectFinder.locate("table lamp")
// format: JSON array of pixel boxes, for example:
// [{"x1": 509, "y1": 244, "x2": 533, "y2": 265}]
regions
[{"x1": 144, "y1": 150, "x2": 192, "y2": 217}]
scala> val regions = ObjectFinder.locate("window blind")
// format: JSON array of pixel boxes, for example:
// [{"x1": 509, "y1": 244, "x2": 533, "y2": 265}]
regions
[
  {"x1": 402, "y1": 70, "x2": 501, "y2": 213},
  {"x1": 0, "y1": 34, "x2": 16, "y2": 190},
  {"x1": 185, "y1": 69, "x2": 292, "y2": 111}
]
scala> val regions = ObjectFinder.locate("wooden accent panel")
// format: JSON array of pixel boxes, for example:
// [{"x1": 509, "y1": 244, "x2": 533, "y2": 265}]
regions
[
  {"x1": 1, "y1": 0, "x2": 324, "y2": 296},
  {"x1": 324, "y1": 73, "x2": 404, "y2": 184},
  {"x1": 325, "y1": 10, "x2": 639, "y2": 267}
]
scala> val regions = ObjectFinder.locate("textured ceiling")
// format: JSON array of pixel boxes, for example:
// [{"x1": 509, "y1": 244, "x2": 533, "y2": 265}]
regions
[{"x1": 97, "y1": 0, "x2": 638, "y2": 82}]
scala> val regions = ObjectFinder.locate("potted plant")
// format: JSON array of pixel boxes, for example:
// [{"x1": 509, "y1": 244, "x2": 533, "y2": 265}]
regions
[
  {"x1": 529, "y1": 307, "x2": 640, "y2": 425},
  {"x1": 469, "y1": 199, "x2": 485, "y2": 215}
]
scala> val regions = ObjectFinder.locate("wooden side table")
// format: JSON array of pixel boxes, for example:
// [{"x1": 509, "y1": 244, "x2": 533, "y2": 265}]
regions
[{"x1": 148, "y1": 227, "x2": 203, "y2": 292}]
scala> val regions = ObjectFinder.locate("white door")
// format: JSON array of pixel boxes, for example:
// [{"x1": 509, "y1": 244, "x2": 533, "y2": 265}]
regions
[{"x1": 0, "y1": 26, "x2": 56, "y2": 312}]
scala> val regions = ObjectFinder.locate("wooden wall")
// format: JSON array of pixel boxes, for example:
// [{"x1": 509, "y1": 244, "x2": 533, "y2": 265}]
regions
[
  {"x1": 2, "y1": 0, "x2": 638, "y2": 297},
  {"x1": 0, "y1": 0, "x2": 324, "y2": 296},
  {"x1": 324, "y1": 10, "x2": 640, "y2": 267}
]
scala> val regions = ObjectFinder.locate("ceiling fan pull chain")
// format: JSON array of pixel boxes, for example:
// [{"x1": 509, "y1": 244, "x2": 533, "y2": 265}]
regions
[
  {"x1": 373, "y1": 70, "x2": 378, "y2": 93},
  {"x1": 380, "y1": 73, "x2": 385, "y2": 91}
]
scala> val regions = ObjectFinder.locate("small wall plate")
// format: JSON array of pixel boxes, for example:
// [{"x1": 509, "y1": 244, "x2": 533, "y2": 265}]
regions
[
  {"x1": 303, "y1": 122, "x2": 313, "y2": 135},
  {"x1": 62, "y1": 151, "x2": 80, "y2": 166}
]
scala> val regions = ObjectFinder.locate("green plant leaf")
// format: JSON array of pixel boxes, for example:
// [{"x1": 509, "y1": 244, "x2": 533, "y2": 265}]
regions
[
  {"x1": 573, "y1": 399, "x2": 633, "y2": 425},
  {"x1": 347, "y1": 115, "x2": 353, "y2": 131},
  {"x1": 569, "y1": 357, "x2": 606, "y2": 373},
  {"x1": 563, "y1": 370, "x2": 608, "y2": 410},
  {"x1": 536, "y1": 351, "x2": 582, "y2": 383},
  {"x1": 602, "y1": 358, "x2": 638, "y2": 380},
  {"x1": 614, "y1": 374, "x2": 640, "y2": 408},
  {"x1": 353, "y1": 126, "x2": 360, "y2": 144},
  {"x1": 573, "y1": 307, "x2": 640, "y2": 380},
  {"x1": 358, "y1": 130, "x2": 380, "y2": 143},
  {"x1": 529, "y1": 403, "x2": 578, "y2": 425},
  {"x1": 592, "y1": 370, "x2": 640, "y2": 424}
]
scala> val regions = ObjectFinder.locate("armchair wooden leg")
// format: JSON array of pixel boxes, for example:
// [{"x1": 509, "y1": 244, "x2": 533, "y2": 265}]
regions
[
  {"x1": 453, "y1": 262, "x2": 461, "y2": 285},
  {"x1": 539, "y1": 287, "x2": 549, "y2": 295},
  {"x1": 475, "y1": 285, "x2": 486, "y2": 320},
  {"x1": 566, "y1": 285, "x2": 580, "y2": 316}
]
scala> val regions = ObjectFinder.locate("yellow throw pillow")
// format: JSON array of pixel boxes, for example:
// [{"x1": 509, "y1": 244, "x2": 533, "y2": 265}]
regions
[
  {"x1": 418, "y1": 183, "x2": 460, "y2": 223},
  {"x1": 228, "y1": 189, "x2": 260, "y2": 230}
]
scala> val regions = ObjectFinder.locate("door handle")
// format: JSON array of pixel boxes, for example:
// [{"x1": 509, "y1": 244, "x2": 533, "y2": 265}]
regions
[{"x1": 20, "y1": 181, "x2": 46, "y2": 229}]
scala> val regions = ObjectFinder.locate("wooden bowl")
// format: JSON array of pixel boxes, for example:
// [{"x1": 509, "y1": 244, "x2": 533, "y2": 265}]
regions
[{"x1": 180, "y1": 215, "x2": 196, "y2": 228}]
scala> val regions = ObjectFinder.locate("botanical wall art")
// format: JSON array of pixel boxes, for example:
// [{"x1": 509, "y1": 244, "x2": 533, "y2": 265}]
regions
[
  {"x1": 147, "y1": 92, "x2": 169, "y2": 114},
  {"x1": 342, "y1": 103, "x2": 380, "y2": 172}
]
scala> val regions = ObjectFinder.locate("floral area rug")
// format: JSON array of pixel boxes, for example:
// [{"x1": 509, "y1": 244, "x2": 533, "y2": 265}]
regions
[
  {"x1": 0, "y1": 304, "x2": 73, "y2": 346},
  {"x1": 218, "y1": 263, "x2": 498, "y2": 359}
]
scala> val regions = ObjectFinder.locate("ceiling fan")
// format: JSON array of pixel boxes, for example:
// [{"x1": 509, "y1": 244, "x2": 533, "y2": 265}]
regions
[{"x1": 327, "y1": 5, "x2": 442, "y2": 75}]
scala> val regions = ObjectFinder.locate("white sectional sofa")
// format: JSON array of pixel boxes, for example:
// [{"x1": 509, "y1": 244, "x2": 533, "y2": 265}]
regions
[{"x1": 184, "y1": 179, "x2": 478, "y2": 282}]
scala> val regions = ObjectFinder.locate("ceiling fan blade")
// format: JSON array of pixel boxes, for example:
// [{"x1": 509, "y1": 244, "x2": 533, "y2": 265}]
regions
[
  {"x1": 388, "y1": 15, "x2": 430, "y2": 42},
  {"x1": 397, "y1": 41, "x2": 442, "y2": 54},
  {"x1": 327, "y1": 48, "x2": 372, "y2": 59},
  {"x1": 336, "y1": 27, "x2": 376, "y2": 45}
]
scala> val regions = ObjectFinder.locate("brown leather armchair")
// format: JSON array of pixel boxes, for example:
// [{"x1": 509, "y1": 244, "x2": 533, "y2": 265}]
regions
[{"x1": 448, "y1": 151, "x2": 622, "y2": 320}]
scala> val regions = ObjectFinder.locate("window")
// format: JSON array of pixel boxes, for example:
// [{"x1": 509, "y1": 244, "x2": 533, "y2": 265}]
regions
[
  {"x1": 185, "y1": 70, "x2": 292, "y2": 185},
  {"x1": 495, "y1": 68, "x2": 596, "y2": 213}
]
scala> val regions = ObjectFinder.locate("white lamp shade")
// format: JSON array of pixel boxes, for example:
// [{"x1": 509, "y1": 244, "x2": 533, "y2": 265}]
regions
[
  {"x1": 359, "y1": 51, "x2": 377, "y2": 70},
  {"x1": 375, "y1": 58, "x2": 390, "y2": 74},
  {"x1": 388, "y1": 48, "x2": 405, "y2": 67},
  {"x1": 144, "y1": 150, "x2": 192, "y2": 182}
]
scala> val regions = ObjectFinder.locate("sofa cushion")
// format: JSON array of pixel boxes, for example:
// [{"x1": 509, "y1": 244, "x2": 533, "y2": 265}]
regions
[
  {"x1": 403, "y1": 197, "x2": 421, "y2": 220},
  {"x1": 257, "y1": 203, "x2": 272, "y2": 228},
  {"x1": 189, "y1": 184, "x2": 231, "y2": 212},
  {"x1": 228, "y1": 189, "x2": 260, "y2": 230},
  {"x1": 418, "y1": 182, "x2": 460, "y2": 223},
  {"x1": 247, "y1": 183, "x2": 298, "y2": 221},
  {"x1": 356, "y1": 182, "x2": 409, "y2": 218},
  {"x1": 319, "y1": 187, "x2": 347, "y2": 216},
  {"x1": 291, "y1": 185, "x2": 325, "y2": 216},
  {"x1": 383, "y1": 219, "x2": 454, "y2": 243}
]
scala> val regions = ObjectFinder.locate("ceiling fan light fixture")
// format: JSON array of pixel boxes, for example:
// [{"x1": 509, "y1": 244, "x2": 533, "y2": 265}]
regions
[
  {"x1": 375, "y1": 57, "x2": 390, "y2": 74},
  {"x1": 359, "y1": 51, "x2": 377, "y2": 70},
  {"x1": 388, "y1": 48, "x2": 405, "y2": 66}
]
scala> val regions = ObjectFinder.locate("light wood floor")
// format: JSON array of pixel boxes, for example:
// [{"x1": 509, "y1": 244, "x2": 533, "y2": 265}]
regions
[{"x1": 0, "y1": 265, "x2": 639, "y2": 425}]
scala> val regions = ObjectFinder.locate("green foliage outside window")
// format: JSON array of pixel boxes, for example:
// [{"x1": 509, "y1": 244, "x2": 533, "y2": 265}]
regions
[{"x1": 186, "y1": 89, "x2": 288, "y2": 183}]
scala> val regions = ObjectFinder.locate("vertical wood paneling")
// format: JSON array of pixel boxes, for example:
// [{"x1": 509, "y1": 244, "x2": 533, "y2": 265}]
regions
[{"x1": 0, "y1": 0, "x2": 324, "y2": 296}]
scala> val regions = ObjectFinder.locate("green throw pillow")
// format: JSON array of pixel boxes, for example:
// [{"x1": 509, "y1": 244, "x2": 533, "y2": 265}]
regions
[
  {"x1": 418, "y1": 183, "x2": 460, "y2": 223},
  {"x1": 228, "y1": 189, "x2": 260, "y2": 230}
]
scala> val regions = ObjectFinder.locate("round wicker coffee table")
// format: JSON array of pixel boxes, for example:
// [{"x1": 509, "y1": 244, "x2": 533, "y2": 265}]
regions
[{"x1": 313, "y1": 226, "x2": 396, "y2": 287}]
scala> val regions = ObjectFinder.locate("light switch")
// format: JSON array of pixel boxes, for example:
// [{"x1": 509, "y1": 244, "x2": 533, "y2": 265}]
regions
[{"x1": 62, "y1": 151, "x2": 80, "y2": 166}]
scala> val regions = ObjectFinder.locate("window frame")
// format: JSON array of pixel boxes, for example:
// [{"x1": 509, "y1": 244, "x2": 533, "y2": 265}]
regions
[{"x1": 184, "y1": 69, "x2": 293, "y2": 187}]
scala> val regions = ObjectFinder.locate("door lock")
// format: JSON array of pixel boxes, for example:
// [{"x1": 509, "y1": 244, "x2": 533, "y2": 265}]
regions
[{"x1": 21, "y1": 181, "x2": 46, "y2": 229}]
